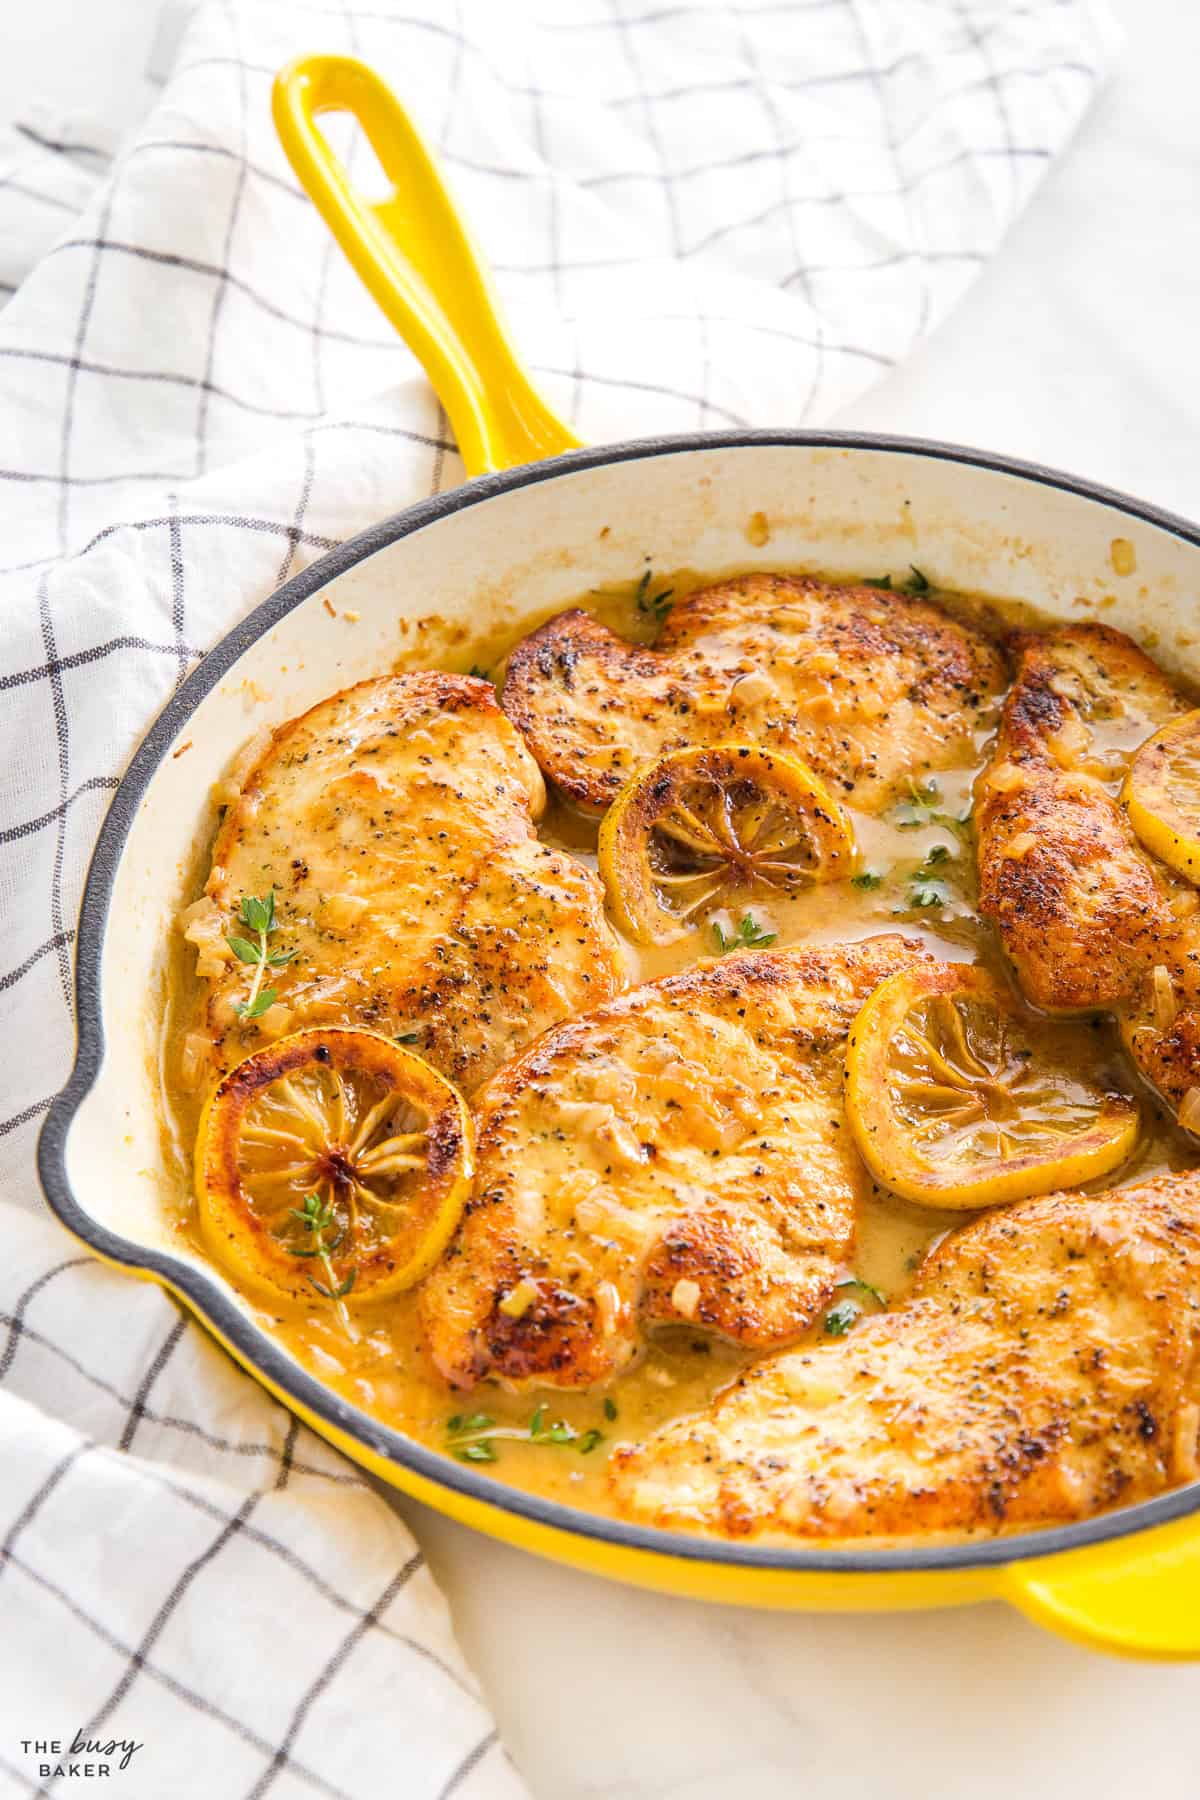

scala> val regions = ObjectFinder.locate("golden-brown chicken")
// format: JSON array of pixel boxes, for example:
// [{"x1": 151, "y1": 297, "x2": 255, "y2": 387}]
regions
[
  {"x1": 419, "y1": 936, "x2": 929, "y2": 1390},
  {"x1": 611, "y1": 1170, "x2": 1200, "y2": 1540},
  {"x1": 180, "y1": 672, "x2": 622, "y2": 1092},
  {"x1": 502, "y1": 574, "x2": 1007, "y2": 816},
  {"x1": 976, "y1": 624, "x2": 1200, "y2": 1113}
]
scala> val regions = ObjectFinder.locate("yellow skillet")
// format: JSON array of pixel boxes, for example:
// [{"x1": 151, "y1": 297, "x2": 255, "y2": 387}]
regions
[{"x1": 82, "y1": 49, "x2": 1193, "y2": 1658}]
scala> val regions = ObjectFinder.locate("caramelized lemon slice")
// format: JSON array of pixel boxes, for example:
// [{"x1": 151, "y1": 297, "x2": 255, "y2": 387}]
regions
[
  {"x1": 597, "y1": 743, "x2": 855, "y2": 946},
  {"x1": 1124, "y1": 708, "x2": 1200, "y2": 882},
  {"x1": 844, "y1": 965, "x2": 1139, "y2": 1209},
  {"x1": 196, "y1": 1027, "x2": 473, "y2": 1305}
]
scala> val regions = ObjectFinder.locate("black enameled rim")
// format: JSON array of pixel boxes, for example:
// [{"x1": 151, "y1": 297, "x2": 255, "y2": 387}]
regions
[{"x1": 37, "y1": 429, "x2": 1200, "y2": 1578}]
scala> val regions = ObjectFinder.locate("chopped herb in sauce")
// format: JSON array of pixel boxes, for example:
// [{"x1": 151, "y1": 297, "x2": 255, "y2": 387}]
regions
[
  {"x1": 823, "y1": 1276, "x2": 887, "y2": 1337},
  {"x1": 711, "y1": 913, "x2": 778, "y2": 954},
  {"x1": 823, "y1": 1299, "x2": 862, "y2": 1337}
]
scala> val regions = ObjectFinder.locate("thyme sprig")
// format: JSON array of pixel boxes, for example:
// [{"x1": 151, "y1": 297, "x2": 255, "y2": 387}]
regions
[
  {"x1": 865, "y1": 565, "x2": 930, "y2": 594},
  {"x1": 445, "y1": 1404, "x2": 606, "y2": 1464},
  {"x1": 227, "y1": 889, "x2": 295, "y2": 1021},
  {"x1": 635, "y1": 568, "x2": 675, "y2": 623},
  {"x1": 286, "y1": 1191, "x2": 357, "y2": 1338}
]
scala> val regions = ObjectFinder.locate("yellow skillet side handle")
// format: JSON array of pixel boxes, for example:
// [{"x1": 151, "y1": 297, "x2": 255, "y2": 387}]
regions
[
  {"x1": 272, "y1": 54, "x2": 580, "y2": 476},
  {"x1": 1004, "y1": 1513, "x2": 1200, "y2": 1660}
]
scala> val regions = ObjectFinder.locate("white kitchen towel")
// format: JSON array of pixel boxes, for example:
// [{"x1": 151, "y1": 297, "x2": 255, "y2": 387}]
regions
[{"x1": 0, "y1": 1, "x2": 1115, "y2": 1794}]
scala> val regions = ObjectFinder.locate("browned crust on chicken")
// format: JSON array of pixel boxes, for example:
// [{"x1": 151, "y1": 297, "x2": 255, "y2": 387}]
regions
[
  {"x1": 503, "y1": 575, "x2": 1007, "y2": 816},
  {"x1": 181, "y1": 672, "x2": 622, "y2": 1093},
  {"x1": 975, "y1": 624, "x2": 1200, "y2": 1113},
  {"x1": 419, "y1": 936, "x2": 930, "y2": 1391},
  {"x1": 610, "y1": 1170, "x2": 1200, "y2": 1540},
  {"x1": 976, "y1": 625, "x2": 1184, "y2": 1009}
]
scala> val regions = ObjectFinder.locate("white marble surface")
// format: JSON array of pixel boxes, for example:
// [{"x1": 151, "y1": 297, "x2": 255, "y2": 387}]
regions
[{"x1": 9, "y1": 0, "x2": 1200, "y2": 1794}]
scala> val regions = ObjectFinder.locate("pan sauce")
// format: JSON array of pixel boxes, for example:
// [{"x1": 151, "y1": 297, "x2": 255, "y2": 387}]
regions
[{"x1": 159, "y1": 572, "x2": 1199, "y2": 1523}]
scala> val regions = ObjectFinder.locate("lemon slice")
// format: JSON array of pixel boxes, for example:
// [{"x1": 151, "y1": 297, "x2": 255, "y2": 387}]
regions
[
  {"x1": 844, "y1": 965, "x2": 1139, "y2": 1209},
  {"x1": 1124, "y1": 708, "x2": 1200, "y2": 882},
  {"x1": 196, "y1": 1027, "x2": 473, "y2": 1305},
  {"x1": 597, "y1": 743, "x2": 855, "y2": 946}
]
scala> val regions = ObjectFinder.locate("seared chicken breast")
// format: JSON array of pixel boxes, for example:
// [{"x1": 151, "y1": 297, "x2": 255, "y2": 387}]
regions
[
  {"x1": 611, "y1": 1170, "x2": 1200, "y2": 1539},
  {"x1": 503, "y1": 575, "x2": 1007, "y2": 815},
  {"x1": 420, "y1": 936, "x2": 929, "y2": 1390},
  {"x1": 181, "y1": 672, "x2": 622, "y2": 1091},
  {"x1": 976, "y1": 624, "x2": 1200, "y2": 1111}
]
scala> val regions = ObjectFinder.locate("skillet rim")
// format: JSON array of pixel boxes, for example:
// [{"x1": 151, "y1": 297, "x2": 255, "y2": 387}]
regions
[{"x1": 37, "y1": 427, "x2": 1200, "y2": 1577}]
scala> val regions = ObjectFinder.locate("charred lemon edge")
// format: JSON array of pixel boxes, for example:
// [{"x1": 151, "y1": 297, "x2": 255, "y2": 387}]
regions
[
  {"x1": 1124, "y1": 708, "x2": 1200, "y2": 884},
  {"x1": 596, "y1": 741, "x2": 857, "y2": 947},
  {"x1": 844, "y1": 963, "x2": 1140, "y2": 1210},
  {"x1": 195, "y1": 1026, "x2": 474, "y2": 1305}
]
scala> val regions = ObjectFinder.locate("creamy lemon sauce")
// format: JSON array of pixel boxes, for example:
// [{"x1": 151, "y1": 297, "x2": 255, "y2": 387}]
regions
[{"x1": 160, "y1": 574, "x2": 1199, "y2": 1518}]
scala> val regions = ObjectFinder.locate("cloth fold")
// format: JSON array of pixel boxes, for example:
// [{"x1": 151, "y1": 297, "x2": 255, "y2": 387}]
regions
[{"x1": 0, "y1": 1, "x2": 1115, "y2": 1792}]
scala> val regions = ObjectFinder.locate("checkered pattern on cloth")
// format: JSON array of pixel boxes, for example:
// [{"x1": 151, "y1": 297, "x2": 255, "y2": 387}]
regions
[{"x1": 0, "y1": 1, "x2": 1115, "y2": 1793}]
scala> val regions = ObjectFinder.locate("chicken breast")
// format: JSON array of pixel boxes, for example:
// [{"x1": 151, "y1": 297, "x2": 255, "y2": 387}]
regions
[
  {"x1": 502, "y1": 575, "x2": 1007, "y2": 816},
  {"x1": 976, "y1": 624, "x2": 1200, "y2": 1112},
  {"x1": 180, "y1": 672, "x2": 622, "y2": 1092},
  {"x1": 419, "y1": 936, "x2": 929, "y2": 1390},
  {"x1": 611, "y1": 1170, "x2": 1200, "y2": 1540}
]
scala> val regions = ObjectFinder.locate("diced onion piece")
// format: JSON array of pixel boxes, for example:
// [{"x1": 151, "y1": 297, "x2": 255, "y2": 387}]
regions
[
  {"x1": 1179, "y1": 1086, "x2": 1200, "y2": 1136},
  {"x1": 322, "y1": 892, "x2": 368, "y2": 930},
  {"x1": 729, "y1": 670, "x2": 774, "y2": 708},
  {"x1": 498, "y1": 1278, "x2": 538, "y2": 1320},
  {"x1": 986, "y1": 761, "x2": 1026, "y2": 794},
  {"x1": 181, "y1": 895, "x2": 233, "y2": 979},
  {"x1": 1152, "y1": 964, "x2": 1179, "y2": 1032},
  {"x1": 671, "y1": 1278, "x2": 701, "y2": 1320}
]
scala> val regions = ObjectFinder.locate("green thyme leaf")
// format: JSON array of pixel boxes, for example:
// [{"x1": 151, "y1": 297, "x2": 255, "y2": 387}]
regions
[
  {"x1": 578, "y1": 1429, "x2": 604, "y2": 1454},
  {"x1": 239, "y1": 892, "x2": 274, "y2": 934},
  {"x1": 866, "y1": 568, "x2": 929, "y2": 594},
  {"x1": 234, "y1": 986, "x2": 277, "y2": 1020},
  {"x1": 226, "y1": 935, "x2": 261, "y2": 964},
  {"x1": 851, "y1": 871, "x2": 884, "y2": 891},
  {"x1": 603, "y1": 1397, "x2": 618, "y2": 1421},
  {"x1": 451, "y1": 1414, "x2": 494, "y2": 1437}
]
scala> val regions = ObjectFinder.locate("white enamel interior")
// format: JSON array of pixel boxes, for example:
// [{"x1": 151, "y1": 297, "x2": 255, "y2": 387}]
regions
[{"x1": 63, "y1": 441, "x2": 1200, "y2": 1311}]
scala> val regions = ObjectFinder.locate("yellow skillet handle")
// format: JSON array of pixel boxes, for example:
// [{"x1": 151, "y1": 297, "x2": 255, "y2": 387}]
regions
[
  {"x1": 272, "y1": 54, "x2": 581, "y2": 477},
  {"x1": 1004, "y1": 1514, "x2": 1200, "y2": 1660}
]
